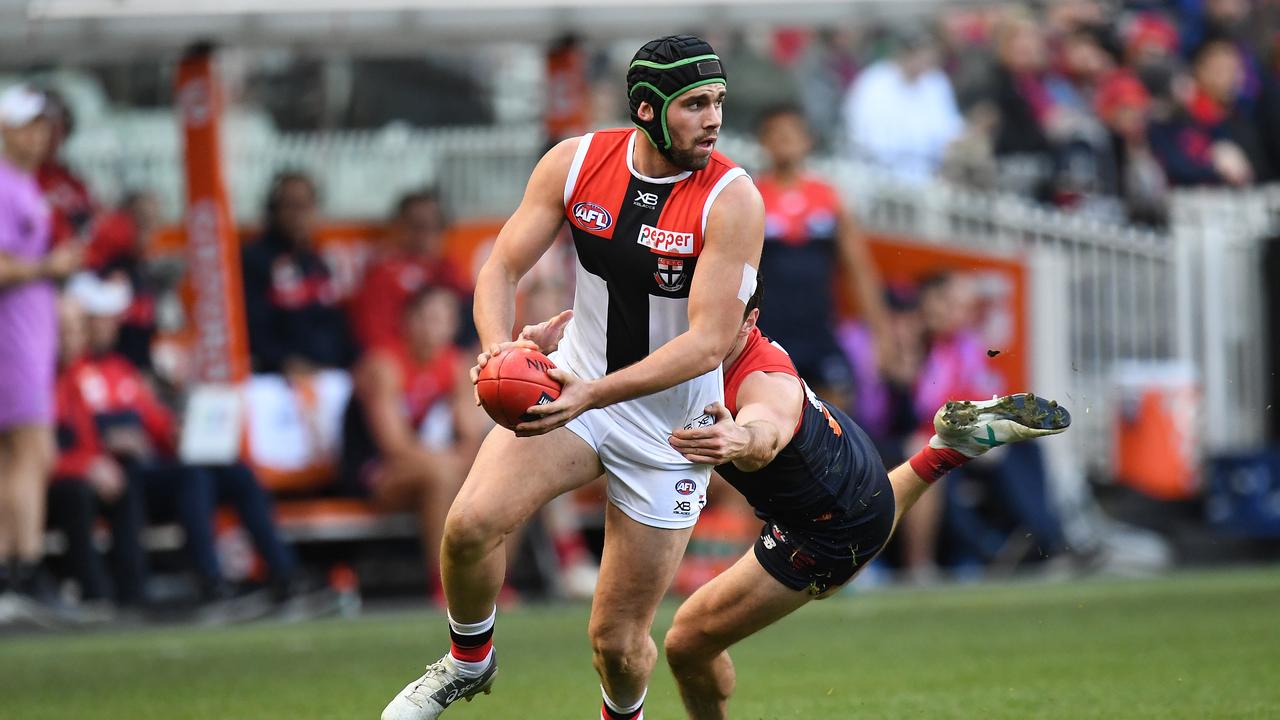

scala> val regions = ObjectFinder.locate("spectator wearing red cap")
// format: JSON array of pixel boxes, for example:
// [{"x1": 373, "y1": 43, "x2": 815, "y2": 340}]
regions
[
  {"x1": 0, "y1": 84, "x2": 81, "y2": 601},
  {"x1": 349, "y1": 189, "x2": 469, "y2": 351},
  {"x1": 1123, "y1": 12, "x2": 1181, "y2": 70},
  {"x1": 1095, "y1": 71, "x2": 1169, "y2": 226}
]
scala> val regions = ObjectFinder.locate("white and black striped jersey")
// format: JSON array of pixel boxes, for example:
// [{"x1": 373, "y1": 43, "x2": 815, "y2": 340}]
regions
[{"x1": 557, "y1": 128, "x2": 749, "y2": 447}]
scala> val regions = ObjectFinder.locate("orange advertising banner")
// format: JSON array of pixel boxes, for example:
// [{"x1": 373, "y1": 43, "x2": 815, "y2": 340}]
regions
[
  {"x1": 858, "y1": 234, "x2": 1028, "y2": 396},
  {"x1": 176, "y1": 47, "x2": 250, "y2": 384},
  {"x1": 544, "y1": 37, "x2": 591, "y2": 143}
]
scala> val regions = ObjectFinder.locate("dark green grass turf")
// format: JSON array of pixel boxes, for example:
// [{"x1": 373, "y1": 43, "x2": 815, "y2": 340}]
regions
[{"x1": 3, "y1": 568, "x2": 1278, "y2": 719}]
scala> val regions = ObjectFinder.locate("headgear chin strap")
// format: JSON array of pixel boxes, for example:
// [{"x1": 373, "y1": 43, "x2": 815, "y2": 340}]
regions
[{"x1": 627, "y1": 35, "x2": 727, "y2": 162}]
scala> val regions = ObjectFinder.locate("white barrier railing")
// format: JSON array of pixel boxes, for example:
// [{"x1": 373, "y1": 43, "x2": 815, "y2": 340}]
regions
[
  {"x1": 805, "y1": 155, "x2": 1176, "y2": 479},
  {"x1": 1170, "y1": 186, "x2": 1280, "y2": 453},
  {"x1": 64, "y1": 124, "x2": 1274, "y2": 476},
  {"x1": 65, "y1": 122, "x2": 543, "y2": 222}
]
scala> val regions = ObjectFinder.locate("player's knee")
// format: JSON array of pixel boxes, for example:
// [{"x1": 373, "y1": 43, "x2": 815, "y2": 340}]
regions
[
  {"x1": 441, "y1": 502, "x2": 503, "y2": 562},
  {"x1": 663, "y1": 622, "x2": 719, "y2": 670},
  {"x1": 589, "y1": 626, "x2": 653, "y2": 678}
]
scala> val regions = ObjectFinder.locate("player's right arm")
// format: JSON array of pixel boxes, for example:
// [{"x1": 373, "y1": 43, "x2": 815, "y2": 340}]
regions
[
  {"x1": 471, "y1": 138, "x2": 579, "y2": 361},
  {"x1": 668, "y1": 370, "x2": 803, "y2": 471}
]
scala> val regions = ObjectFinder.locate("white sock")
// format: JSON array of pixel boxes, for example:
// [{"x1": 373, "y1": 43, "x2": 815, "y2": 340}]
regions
[
  {"x1": 601, "y1": 686, "x2": 646, "y2": 718},
  {"x1": 447, "y1": 606, "x2": 496, "y2": 635}
]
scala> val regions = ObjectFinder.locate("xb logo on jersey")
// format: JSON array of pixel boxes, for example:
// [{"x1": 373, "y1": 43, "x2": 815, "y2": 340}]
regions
[
  {"x1": 633, "y1": 190, "x2": 659, "y2": 209},
  {"x1": 571, "y1": 201, "x2": 613, "y2": 233},
  {"x1": 654, "y1": 256, "x2": 687, "y2": 292}
]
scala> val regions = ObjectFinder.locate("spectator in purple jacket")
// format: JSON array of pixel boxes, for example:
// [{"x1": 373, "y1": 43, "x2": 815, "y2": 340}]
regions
[{"x1": 0, "y1": 85, "x2": 81, "y2": 600}]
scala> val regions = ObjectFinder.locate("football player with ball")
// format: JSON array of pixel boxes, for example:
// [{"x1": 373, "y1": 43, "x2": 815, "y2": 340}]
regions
[{"x1": 383, "y1": 34, "x2": 763, "y2": 720}]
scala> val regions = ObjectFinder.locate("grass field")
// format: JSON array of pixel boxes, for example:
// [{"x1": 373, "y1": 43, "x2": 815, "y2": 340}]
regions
[{"x1": 3, "y1": 568, "x2": 1278, "y2": 719}]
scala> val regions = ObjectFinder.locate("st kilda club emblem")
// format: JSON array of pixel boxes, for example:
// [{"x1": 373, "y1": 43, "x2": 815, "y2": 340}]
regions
[{"x1": 654, "y1": 256, "x2": 686, "y2": 292}]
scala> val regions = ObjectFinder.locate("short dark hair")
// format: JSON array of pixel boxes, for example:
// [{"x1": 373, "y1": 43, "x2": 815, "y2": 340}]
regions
[
  {"x1": 918, "y1": 271, "x2": 953, "y2": 298},
  {"x1": 264, "y1": 171, "x2": 318, "y2": 219},
  {"x1": 754, "y1": 103, "x2": 808, "y2": 135},
  {"x1": 1190, "y1": 36, "x2": 1239, "y2": 69},
  {"x1": 743, "y1": 270, "x2": 763, "y2": 319},
  {"x1": 403, "y1": 284, "x2": 459, "y2": 321},
  {"x1": 393, "y1": 187, "x2": 443, "y2": 220}
]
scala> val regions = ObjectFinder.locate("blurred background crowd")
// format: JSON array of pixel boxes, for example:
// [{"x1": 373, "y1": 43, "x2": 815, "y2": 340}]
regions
[{"x1": 1, "y1": 0, "x2": 1279, "y2": 628}]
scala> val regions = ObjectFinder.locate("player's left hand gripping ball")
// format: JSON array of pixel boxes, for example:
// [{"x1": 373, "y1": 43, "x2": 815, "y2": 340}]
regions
[{"x1": 514, "y1": 368, "x2": 595, "y2": 437}]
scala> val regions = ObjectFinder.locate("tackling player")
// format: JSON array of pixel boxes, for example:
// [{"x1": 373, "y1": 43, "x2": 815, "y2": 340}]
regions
[
  {"x1": 660, "y1": 276, "x2": 1070, "y2": 719},
  {"x1": 511, "y1": 273, "x2": 1069, "y2": 718}
]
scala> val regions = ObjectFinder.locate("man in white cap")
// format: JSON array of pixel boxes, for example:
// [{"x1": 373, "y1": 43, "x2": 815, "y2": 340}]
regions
[{"x1": 0, "y1": 84, "x2": 81, "y2": 602}]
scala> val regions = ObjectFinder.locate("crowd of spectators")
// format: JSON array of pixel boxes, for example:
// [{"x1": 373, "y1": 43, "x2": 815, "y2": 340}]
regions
[{"x1": 749, "y1": 0, "x2": 1280, "y2": 226}]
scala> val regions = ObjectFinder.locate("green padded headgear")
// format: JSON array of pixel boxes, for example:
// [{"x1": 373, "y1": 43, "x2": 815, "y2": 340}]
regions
[{"x1": 627, "y1": 35, "x2": 727, "y2": 162}]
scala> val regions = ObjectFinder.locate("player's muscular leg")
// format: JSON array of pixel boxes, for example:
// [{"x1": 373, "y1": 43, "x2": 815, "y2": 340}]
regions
[
  {"x1": 588, "y1": 502, "x2": 694, "y2": 708},
  {"x1": 441, "y1": 426, "x2": 603, "y2": 622},
  {"x1": 664, "y1": 552, "x2": 809, "y2": 720},
  {"x1": 886, "y1": 462, "x2": 933, "y2": 534}
]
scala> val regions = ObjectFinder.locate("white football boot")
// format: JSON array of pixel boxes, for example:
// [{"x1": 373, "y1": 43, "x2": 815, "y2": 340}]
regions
[
  {"x1": 930, "y1": 392, "x2": 1071, "y2": 458},
  {"x1": 381, "y1": 652, "x2": 497, "y2": 720}
]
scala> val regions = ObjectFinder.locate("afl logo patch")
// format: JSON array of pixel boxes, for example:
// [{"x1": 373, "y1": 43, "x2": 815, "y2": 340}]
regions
[
  {"x1": 572, "y1": 201, "x2": 613, "y2": 233},
  {"x1": 675, "y1": 479, "x2": 697, "y2": 496}
]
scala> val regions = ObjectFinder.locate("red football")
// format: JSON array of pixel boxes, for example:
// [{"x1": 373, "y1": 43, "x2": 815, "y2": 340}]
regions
[{"x1": 476, "y1": 348, "x2": 562, "y2": 430}]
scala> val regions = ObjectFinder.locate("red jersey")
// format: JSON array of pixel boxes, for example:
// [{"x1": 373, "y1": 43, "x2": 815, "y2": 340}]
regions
[
  {"x1": 724, "y1": 326, "x2": 800, "y2": 417},
  {"x1": 373, "y1": 341, "x2": 460, "y2": 427},
  {"x1": 350, "y1": 253, "x2": 469, "y2": 349},
  {"x1": 52, "y1": 367, "x2": 104, "y2": 481},
  {"x1": 754, "y1": 173, "x2": 845, "y2": 349},
  {"x1": 85, "y1": 209, "x2": 137, "y2": 270},
  {"x1": 64, "y1": 354, "x2": 176, "y2": 456},
  {"x1": 37, "y1": 160, "x2": 95, "y2": 244},
  {"x1": 755, "y1": 174, "x2": 841, "y2": 247}
]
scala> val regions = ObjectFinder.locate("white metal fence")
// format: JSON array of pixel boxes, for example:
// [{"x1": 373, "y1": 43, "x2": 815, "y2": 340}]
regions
[
  {"x1": 64, "y1": 125, "x2": 1277, "y2": 476},
  {"x1": 1170, "y1": 187, "x2": 1280, "y2": 454},
  {"x1": 65, "y1": 122, "x2": 542, "y2": 222}
]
